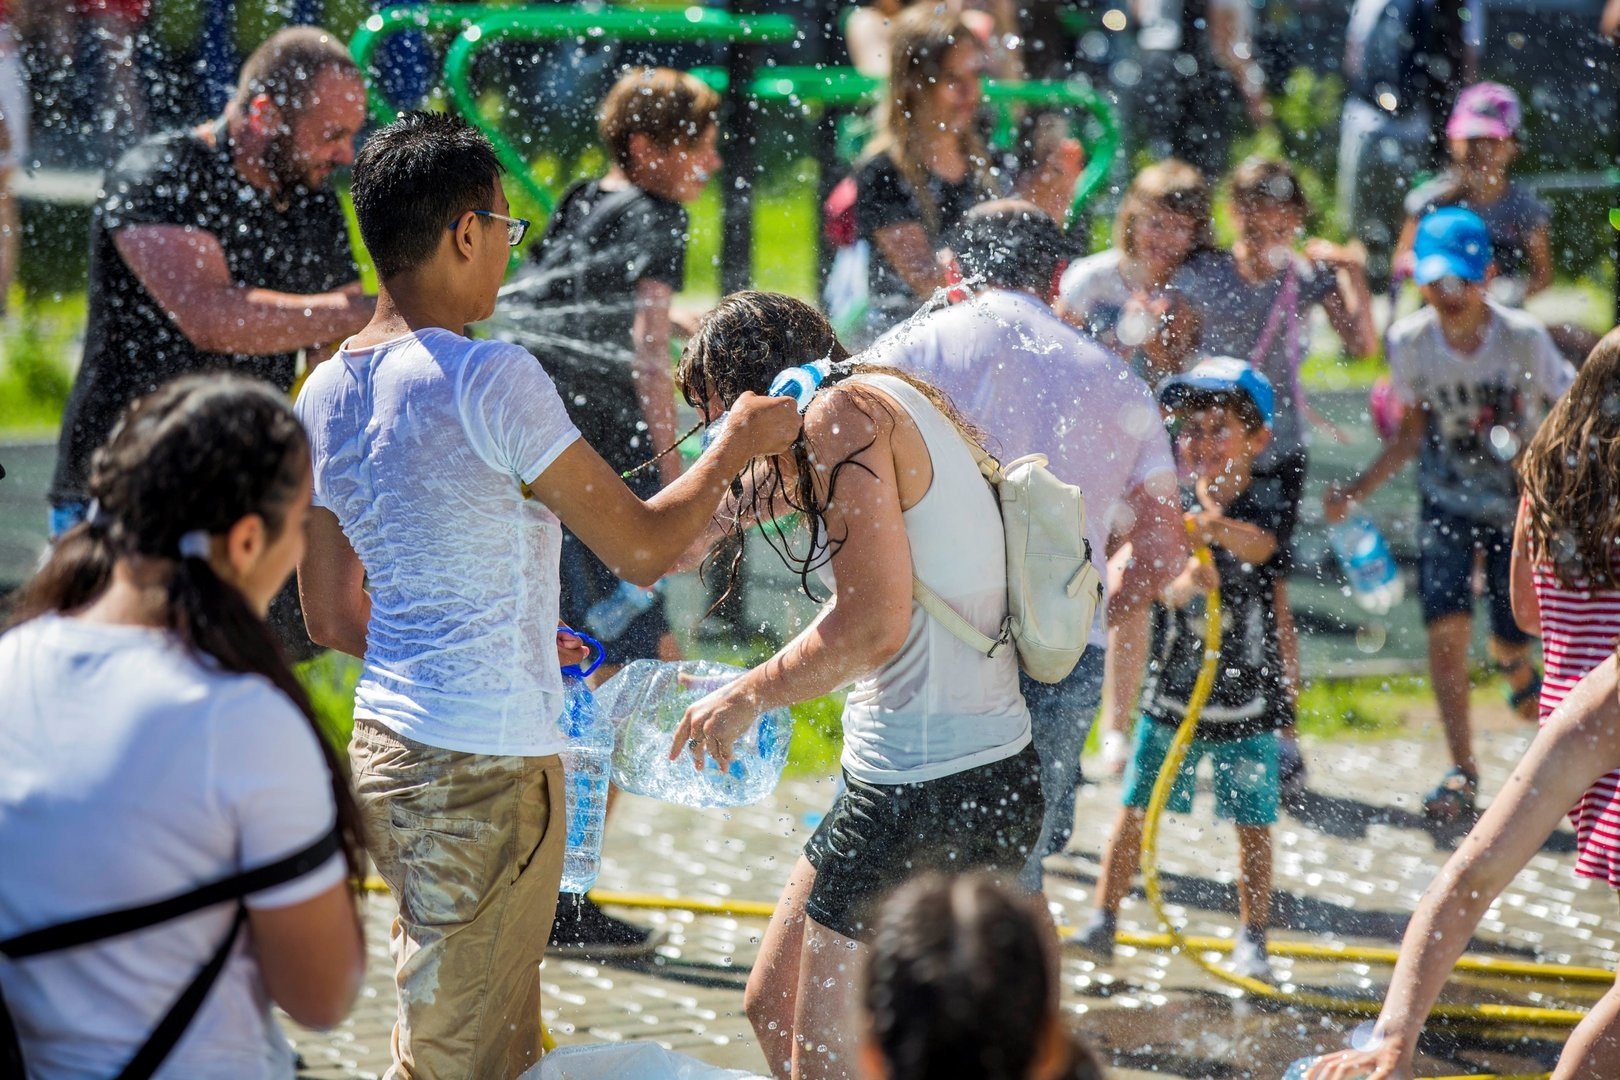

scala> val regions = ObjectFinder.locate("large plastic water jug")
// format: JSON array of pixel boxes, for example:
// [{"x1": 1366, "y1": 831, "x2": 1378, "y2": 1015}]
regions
[
  {"x1": 558, "y1": 635, "x2": 610, "y2": 894},
  {"x1": 594, "y1": 659, "x2": 792, "y2": 808},
  {"x1": 1328, "y1": 512, "x2": 1404, "y2": 615}
]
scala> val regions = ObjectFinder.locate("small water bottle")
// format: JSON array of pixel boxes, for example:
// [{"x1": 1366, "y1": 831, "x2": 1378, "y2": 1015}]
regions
[
  {"x1": 593, "y1": 659, "x2": 793, "y2": 808},
  {"x1": 1329, "y1": 512, "x2": 1405, "y2": 615},
  {"x1": 699, "y1": 411, "x2": 728, "y2": 452},
  {"x1": 583, "y1": 578, "x2": 662, "y2": 642},
  {"x1": 558, "y1": 633, "x2": 611, "y2": 894},
  {"x1": 768, "y1": 357, "x2": 833, "y2": 414},
  {"x1": 1280, "y1": 1058, "x2": 1317, "y2": 1080}
]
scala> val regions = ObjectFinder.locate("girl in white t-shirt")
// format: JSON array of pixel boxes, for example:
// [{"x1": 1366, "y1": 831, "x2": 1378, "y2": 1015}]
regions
[
  {"x1": 668, "y1": 292, "x2": 1042, "y2": 1080},
  {"x1": 0, "y1": 375, "x2": 366, "y2": 1079}
]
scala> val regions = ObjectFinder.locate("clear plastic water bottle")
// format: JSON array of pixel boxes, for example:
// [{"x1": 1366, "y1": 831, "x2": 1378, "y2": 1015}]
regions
[
  {"x1": 1280, "y1": 1058, "x2": 1316, "y2": 1080},
  {"x1": 583, "y1": 578, "x2": 662, "y2": 642},
  {"x1": 593, "y1": 659, "x2": 793, "y2": 808},
  {"x1": 1329, "y1": 512, "x2": 1404, "y2": 615},
  {"x1": 768, "y1": 358, "x2": 832, "y2": 413},
  {"x1": 558, "y1": 634, "x2": 611, "y2": 895}
]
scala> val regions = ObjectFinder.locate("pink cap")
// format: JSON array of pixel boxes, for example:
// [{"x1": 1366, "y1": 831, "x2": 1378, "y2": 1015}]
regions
[{"x1": 1447, "y1": 82, "x2": 1522, "y2": 141}]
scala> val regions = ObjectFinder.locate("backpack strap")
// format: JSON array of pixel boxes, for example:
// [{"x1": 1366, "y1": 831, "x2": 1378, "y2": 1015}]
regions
[
  {"x1": 911, "y1": 577, "x2": 1013, "y2": 658},
  {"x1": 0, "y1": 824, "x2": 341, "y2": 1080}
]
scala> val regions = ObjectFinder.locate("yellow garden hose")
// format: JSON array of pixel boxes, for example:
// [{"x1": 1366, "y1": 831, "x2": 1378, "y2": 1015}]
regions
[{"x1": 1135, "y1": 543, "x2": 1568, "y2": 1077}]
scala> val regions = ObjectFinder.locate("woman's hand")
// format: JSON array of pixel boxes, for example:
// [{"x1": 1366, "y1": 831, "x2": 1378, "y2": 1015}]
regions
[
  {"x1": 668, "y1": 679, "x2": 761, "y2": 772},
  {"x1": 718, "y1": 392, "x2": 804, "y2": 463},
  {"x1": 1304, "y1": 1040, "x2": 1413, "y2": 1080}
]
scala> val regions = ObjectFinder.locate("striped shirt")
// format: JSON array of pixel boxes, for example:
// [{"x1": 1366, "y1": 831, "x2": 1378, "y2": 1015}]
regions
[{"x1": 1533, "y1": 561, "x2": 1620, "y2": 887}]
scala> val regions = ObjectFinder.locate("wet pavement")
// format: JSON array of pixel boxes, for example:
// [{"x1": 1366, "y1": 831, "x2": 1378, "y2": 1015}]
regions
[{"x1": 286, "y1": 704, "x2": 1612, "y2": 1080}]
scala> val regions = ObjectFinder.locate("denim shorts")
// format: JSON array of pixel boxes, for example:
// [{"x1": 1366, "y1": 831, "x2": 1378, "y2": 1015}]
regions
[
  {"x1": 1416, "y1": 502, "x2": 1530, "y2": 644},
  {"x1": 1121, "y1": 720, "x2": 1279, "y2": 827},
  {"x1": 803, "y1": 743, "x2": 1043, "y2": 940}
]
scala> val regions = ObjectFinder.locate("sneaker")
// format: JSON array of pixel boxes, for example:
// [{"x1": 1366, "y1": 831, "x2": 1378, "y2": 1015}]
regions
[
  {"x1": 1278, "y1": 735, "x2": 1307, "y2": 798},
  {"x1": 1230, "y1": 928, "x2": 1274, "y2": 982},
  {"x1": 548, "y1": 895, "x2": 665, "y2": 959},
  {"x1": 1071, "y1": 912, "x2": 1117, "y2": 962},
  {"x1": 1422, "y1": 767, "x2": 1478, "y2": 823}
]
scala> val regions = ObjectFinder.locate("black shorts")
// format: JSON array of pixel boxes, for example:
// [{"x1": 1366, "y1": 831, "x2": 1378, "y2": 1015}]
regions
[
  {"x1": 802, "y1": 743, "x2": 1044, "y2": 940},
  {"x1": 1250, "y1": 448, "x2": 1307, "y2": 575}
]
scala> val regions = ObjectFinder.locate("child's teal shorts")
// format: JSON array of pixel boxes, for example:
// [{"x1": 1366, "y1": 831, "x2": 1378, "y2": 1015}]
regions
[{"x1": 1121, "y1": 720, "x2": 1279, "y2": 827}]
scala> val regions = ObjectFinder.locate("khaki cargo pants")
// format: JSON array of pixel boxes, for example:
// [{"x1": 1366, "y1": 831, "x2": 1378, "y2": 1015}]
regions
[{"x1": 351, "y1": 719, "x2": 566, "y2": 1080}]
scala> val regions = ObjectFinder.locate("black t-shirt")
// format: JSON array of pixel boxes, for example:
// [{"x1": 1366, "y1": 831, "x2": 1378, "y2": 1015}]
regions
[
  {"x1": 500, "y1": 179, "x2": 687, "y2": 481},
  {"x1": 1139, "y1": 483, "x2": 1292, "y2": 741},
  {"x1": 51, "y1": 125, "x2": 357, "y2": 503},
  {"x1": 854, "y1": 151, "x2": 994, "y2": 323}
]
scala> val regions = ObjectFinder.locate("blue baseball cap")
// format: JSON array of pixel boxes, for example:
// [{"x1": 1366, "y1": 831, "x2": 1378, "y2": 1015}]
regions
[
  {"x1": 1158, "y1": 357, "x2": 1275, "y2": 429},
  {"x1": 1413, "y1": 207, "x2": 1493, "y2": 285}
]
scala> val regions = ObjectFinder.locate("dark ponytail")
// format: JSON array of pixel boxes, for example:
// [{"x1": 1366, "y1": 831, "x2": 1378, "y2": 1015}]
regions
[
  {"x1": 863, "y1": 873, "x2": 1073, "y2": 1080},
  {"x1": 8, "y1": 375, "x2": 366, "y2": 880}
]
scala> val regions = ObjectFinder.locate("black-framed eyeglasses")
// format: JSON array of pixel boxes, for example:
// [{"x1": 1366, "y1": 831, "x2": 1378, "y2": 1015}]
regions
[{"x1": 449, "y1": 209, "x2": 530, "y2": 247}]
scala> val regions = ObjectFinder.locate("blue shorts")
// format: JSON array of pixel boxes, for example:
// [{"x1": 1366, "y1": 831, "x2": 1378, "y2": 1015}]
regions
[
  {"x1": 1416, "y1": 503, "x2": 1530, "y2": 645},
  {"x1": 1121, "y1": 720, "x2": 1279, "y2": 827}
]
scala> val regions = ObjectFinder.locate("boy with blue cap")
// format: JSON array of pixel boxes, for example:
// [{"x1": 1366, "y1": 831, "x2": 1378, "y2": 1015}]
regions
[
  {"x1": 1078, "y1": 357, "x2": 1291, "y2": 982},
  {"x1": 1325, "y1": 207, "x2": 1575, "y2": 820}
]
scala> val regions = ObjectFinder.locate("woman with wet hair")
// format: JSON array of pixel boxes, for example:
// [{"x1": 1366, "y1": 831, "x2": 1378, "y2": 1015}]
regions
[
  {"x1": 0, "y1": 375, "x2": 365, "y2": 1077},
  {"x1": 668, "y1": 292, "x2": 1043, "y2": 1079},
  {"x1": 861, "y1": 873, "x2": 1104, "y2": 1080}
]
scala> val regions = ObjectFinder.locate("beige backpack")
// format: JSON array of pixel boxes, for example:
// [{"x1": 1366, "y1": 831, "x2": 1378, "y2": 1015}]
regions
[{"x1": 911, "y1": 444, "x2": 1103, "y2": 685}]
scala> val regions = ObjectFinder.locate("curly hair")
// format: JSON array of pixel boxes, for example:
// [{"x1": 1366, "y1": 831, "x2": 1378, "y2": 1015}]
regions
[{"x1": 1519, "y1": 327, "x2": 1620, "y2": 588}]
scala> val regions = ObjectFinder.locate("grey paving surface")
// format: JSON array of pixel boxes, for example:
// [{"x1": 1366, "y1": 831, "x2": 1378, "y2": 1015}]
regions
[{"x1": 286, "y1": 706, "x2": 1612, "y2": 1080}]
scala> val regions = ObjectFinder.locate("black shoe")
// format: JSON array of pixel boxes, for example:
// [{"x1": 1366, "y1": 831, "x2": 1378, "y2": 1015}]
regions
[{"x1": 548, "y1": 894, "x2": 664, "y2": 958}]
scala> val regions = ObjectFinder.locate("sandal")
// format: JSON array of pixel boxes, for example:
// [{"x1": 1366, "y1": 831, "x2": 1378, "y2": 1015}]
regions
[
  {"x1": 1497, "y1": 658, "x2": 1543, "y2": 719},
  {"x1": 1423, "y1": 767, "x2": 1478, "y2": 822}
]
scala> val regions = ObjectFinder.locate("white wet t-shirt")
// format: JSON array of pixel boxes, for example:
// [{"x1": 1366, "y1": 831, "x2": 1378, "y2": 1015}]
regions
[
  {"x1": 0, "y1": 616, "x2": 346, "y2": 1079},
  {"x1": 297, "y1": 329, "x2": 582, "y2": 755},
  {"x1": 868, "y1": 289, "x2": 1176, "y2": 647}
]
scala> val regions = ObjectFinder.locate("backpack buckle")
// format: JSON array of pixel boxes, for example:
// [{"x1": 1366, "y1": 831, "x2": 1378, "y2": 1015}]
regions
[{"x1": 985, "y1": 616, "x2": 1014, "y2": 659}]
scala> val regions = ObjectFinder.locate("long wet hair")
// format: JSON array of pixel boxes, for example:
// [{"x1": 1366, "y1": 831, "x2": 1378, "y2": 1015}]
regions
[
  {"x1": 866, "y1": 6, "x2": 996, "y2": 238},
  {"x1": 675, "y1": 291, "x2": 982, "y2": 605},
  {"x1": 1519, "y1": 328, "x2": 1620, "y2": 589},
  {"x1": 8, "y1": 375, "x2": 366, "y2": 879},
  {"x1": 863, "y1": 873, "x2": 1101, "y2": 1080}
]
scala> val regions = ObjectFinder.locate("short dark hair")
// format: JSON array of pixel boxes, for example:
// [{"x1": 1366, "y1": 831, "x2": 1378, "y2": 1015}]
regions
[
  {"x1": 232, "y1": 26, "x2": 360, "y2": 115},
  {"x1": 350, "y1": 111, "x2": 505, "y2": 280},
  {"x1": 598, "y1": 67, "x2": 721, "y2": 172},
  {"x1": 949, "y1": 200, "x2": 1067, "y2": 295}
]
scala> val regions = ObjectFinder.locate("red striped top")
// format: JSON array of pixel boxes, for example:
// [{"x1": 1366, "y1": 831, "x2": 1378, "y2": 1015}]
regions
[{"x1": 1533, "y1": 561, "x2": 1620, "y2": 888}]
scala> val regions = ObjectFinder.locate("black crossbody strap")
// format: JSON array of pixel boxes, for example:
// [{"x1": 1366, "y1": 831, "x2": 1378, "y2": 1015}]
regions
[
  {"x1": 1, "y1": 824, "x2": 340, "y2": 959},
  {"x1": 112, "y1": 904, "x2": 247, "y2": 1080}
]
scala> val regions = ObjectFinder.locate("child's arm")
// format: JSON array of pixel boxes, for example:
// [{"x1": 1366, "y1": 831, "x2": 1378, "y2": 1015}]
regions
[
  {"x1": 1160, "y1": 554, "x2": 1218, "y2": 609},
  {"x1": 632, "y1": 278, "x2": 684, "y2": 487},
  {"x1": 1306, "y1": 239, "x2": 1377, "y2": 358},
  {"x1": 1188, "y1": 509, "x2": 1277, "y2": 566},
  {"x1": 1323, "y1": 400, "x2": 1424, "y2": 522},
  {"x1": 1509, "y1": 496, "x2": 1540, "y2": 637},
  {"x1": 1525, "y1": 224, "x2": 1553, "y2": 298},
  {"x1": 1391, "y1": 216, "x2": 1419, "y2": 285}
]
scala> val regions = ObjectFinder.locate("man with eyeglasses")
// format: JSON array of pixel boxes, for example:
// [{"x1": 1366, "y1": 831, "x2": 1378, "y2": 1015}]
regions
[
  {"x1": 48, "y1": 27, "x2": 372, "y2": 655},
  {"x1": 294, "y1": 110, "x2": 800, "y2": 1077}
]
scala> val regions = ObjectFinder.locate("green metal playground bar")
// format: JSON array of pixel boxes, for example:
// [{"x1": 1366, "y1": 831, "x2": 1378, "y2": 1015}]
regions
[{"x1": 349, "y1": 4, "x2": 1121, "y2": 283}]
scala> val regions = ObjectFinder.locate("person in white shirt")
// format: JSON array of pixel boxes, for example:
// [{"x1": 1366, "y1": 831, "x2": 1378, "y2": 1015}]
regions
[
  {"x1": 0, "y1": 375, "x2": 365, "y2": 1079},
  {"x1": 293, "y1": 111, "x2": 800, "y2": 1079},
  {"x1": 866, "y1": 200, "x2": 1188, "y2": 891}
]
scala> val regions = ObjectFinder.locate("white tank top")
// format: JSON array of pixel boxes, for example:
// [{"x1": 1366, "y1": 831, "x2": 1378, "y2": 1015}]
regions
[{"x1": 829, "y1": 374, "x2": 1031, "y2": 785}]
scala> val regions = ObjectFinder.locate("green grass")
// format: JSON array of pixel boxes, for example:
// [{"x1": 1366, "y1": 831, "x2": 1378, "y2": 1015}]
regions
[{"x1": 0, "y1": 293, "x2": 84, "y2": 435}]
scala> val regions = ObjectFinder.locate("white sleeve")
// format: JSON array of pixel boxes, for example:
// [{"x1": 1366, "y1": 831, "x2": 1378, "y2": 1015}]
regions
[
  {"x1": 293, "y1": 369, "x2": 334, "y2": 511},
  {"x1": 1387, "y1": 328, "x2": 1421, "y2": 408},
  {"x1": 1129, "y1": 411, "x2": 1177, "y2": 490},
  {"x1": 458, "y1": 341, "x2": 583, "y2": 484},
  {"x1": 1529, "y1": 326, "x2": 1577, "y2": 401},
  {"x1": 213, "y1": 681, "x2": 346, "y2": 909}
]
